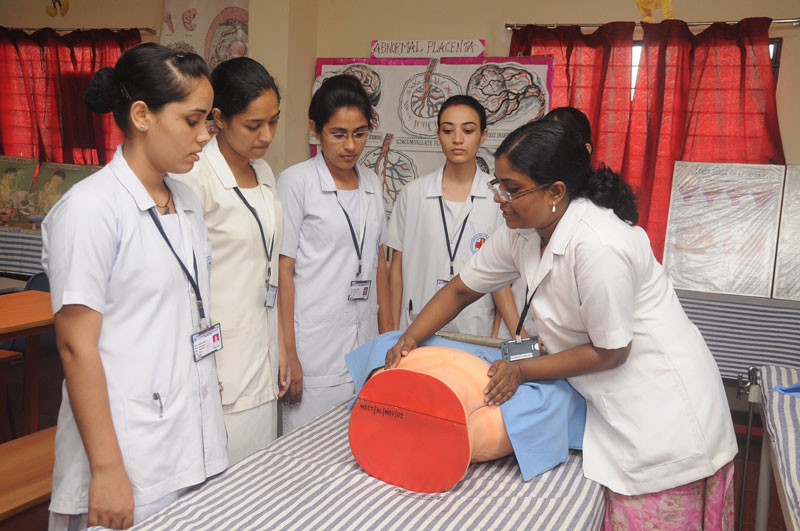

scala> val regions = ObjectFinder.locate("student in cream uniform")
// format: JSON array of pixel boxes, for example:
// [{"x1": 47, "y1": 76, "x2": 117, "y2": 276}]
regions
[
  {"x1": 43, "y1": 44, "x2": 227, "y2": 530},
  {"x1": 277, "y1": 74, "x2": 391, "y2": 433},
  {"x1": 387, "y1": 95, "x2": 520, "y2": 338},
  {"x1": 386, "y1": 121, "x2": 737, "y2": 529},
  {"x1": 172, "y1": 57, "x2": 285, "y2": 465}
]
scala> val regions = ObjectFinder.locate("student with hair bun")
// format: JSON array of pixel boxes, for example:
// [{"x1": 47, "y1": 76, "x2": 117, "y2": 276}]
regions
[
  {"x1": 277, "y1": 74, "x2": 391, "y2": 433},
  {"x1": 43, "y1": 42, "x2": 226, "y2": 529},
  {"x1": 386, "y1": 120, "x2": 737, "y2": 528},
  {"x1": 541, "y1": 106, "x2": 593, "y2": 154},
  {"x1": 171, "y1": 57, "x2": 284, "y2": 465}
]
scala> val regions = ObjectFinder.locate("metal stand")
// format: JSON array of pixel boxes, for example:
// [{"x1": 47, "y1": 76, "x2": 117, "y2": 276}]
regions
[{"x1": 737, "y1": 366, "x2": 770, "y2": 531}]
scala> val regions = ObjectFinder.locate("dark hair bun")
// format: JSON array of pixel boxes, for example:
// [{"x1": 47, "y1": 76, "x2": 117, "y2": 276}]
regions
[{"x1": 84, "y1": 67, "x2": 116, "y2": 114}]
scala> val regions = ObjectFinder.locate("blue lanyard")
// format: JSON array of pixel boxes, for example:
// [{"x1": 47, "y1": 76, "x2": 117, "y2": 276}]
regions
[
  {"x1": 334, "y1": 190, "x2": 367, "y2": 277},
  {"x1": 147, "y1": 208, "x2": 205, "y2": 320},
  {"x1": 233, "y1": 187, "x2": 275, "y2": 283},
  {"x1": 438, "y1": 196, "x2": 474, "y2": 277}
]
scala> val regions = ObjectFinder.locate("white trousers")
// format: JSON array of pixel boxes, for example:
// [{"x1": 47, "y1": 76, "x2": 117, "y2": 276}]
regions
[
  {"x1": 223, "y1": 399, "x2": 278, "y2": 465},
  {"x1": 281, "y1": 382, "x2": 354, "y2": 434}
]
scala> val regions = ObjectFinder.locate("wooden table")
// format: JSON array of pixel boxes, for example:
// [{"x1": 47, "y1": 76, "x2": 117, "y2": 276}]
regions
[
  {"x1": 0, "y1": 290, "x2": 54, "y2": 434},
  {"x1": 0, "y1": 426, "x2": 56, "y2": 520}
]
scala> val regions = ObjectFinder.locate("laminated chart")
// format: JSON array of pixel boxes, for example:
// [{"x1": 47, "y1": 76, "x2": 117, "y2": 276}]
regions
[
  {"x1": 773, "y1": 166, "x2": 800, "y2": 301},
  {"x1": 663, "y1": 161, "x2": 786, "y2": 297}
]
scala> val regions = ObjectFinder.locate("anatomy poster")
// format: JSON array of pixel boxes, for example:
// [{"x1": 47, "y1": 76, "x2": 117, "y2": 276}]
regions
[
  {"x1": 663, "y1": 161, "x2": 786, "y2": 297},
  {"x1": 773, "y1": 166, "x2": 800, "y2": 301},
  {"x1": 160, "y1": 0, "x2": 248, "y2": 69},
  {"x1": 313, "y1": 57, "x2": 553, "y2": 217}
]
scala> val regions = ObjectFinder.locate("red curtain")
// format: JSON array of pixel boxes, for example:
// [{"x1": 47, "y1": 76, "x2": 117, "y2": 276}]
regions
[
  {"x1": 623, "y1": 17, "x2": 784, "y2": 260},
  {"x1": 510, "y1": 22, "x2": 635, "y2": 177},
  {"x1": 510, "y1": 18, "x2": 784, "y2": 262},
  {"x1": 0, "y1": 27, "x2": 141, "y2": 165}
]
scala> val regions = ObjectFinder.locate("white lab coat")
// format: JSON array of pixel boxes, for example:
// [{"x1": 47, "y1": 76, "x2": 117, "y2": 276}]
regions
[
  {"x1": 42, "y1": 147, "x2": 227, "y2": 516},
  {"x1": 386, "y1": 166, "x2": 502, "y2": 336},
  {"x1": 277, "y1": 153, "x2": 386, "y2": 421},
  {"x1": 460, "y1": 198, "x2": 738, "y2": 495},
  {"x1": 171, "y1": 136, "x2": 282, "y2": 416}
]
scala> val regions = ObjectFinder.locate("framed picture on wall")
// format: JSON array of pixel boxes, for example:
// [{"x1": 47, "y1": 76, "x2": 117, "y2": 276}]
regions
[
  {"x1": 663, "y1": 161, "x2": 786, "y2": 297},
  {"x1": 313, "y1": 56, "x2": 554, "y2": 218},
  {"x1": 0, "y1": 155, "x2": 38, "y2": 223}
]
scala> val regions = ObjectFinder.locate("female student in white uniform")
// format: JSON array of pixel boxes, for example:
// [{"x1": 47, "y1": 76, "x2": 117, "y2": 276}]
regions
[
  {"x1": 387, "y1": 95, "x2": 520, "y2": 337},
  {"x1": 277, "y1": 74, "x2": 391, "y2": 432},
  {"x1": 386, "y1": 120, "x2": 738, "y2": 528},
  {"x1": 500, "y1": 106, "x2": 594, "y2": 339},
  {"x1": 42, "y1": 43, "x2": 227, "y2": 530},
  {"x1": 171, "y1": 57, "x2": 284, "y2": 464}
]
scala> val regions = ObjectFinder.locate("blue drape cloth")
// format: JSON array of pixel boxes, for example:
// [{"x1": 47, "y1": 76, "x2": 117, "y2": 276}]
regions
[{"x1": 345, "y1": 331, "x2": 587, "y2": 481}]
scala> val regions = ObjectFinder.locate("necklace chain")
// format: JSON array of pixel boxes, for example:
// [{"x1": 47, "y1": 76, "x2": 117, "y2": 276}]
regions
[{"x1": 156, "y1": 186, "x2": 172, "y2": 215}]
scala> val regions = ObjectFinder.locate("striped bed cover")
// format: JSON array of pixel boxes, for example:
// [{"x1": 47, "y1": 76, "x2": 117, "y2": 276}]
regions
[
  {"x1": 134, "y1": 403, "x2": 605, "y2": 531},
  {"x1": 676, "y1": 290, "x2": 800, "y2": 382},
  {"x1": 0, "y1": 227, "x2": 43, "y2": 276},
  {"x1": 759, "y1": 365, "x2": 800, "y2": 530}
]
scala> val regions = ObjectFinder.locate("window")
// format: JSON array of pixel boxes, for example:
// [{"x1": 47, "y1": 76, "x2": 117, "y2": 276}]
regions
[{"x1": 630, "y1": 37, "x2": 782, "y2": 99}]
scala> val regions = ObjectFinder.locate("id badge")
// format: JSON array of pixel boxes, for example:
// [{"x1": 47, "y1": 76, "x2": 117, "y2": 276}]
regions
[
  {"x1": 436, "y1": 279, "x2": 449, "y2": 291},
  {"x1": 192, "y1": 323, "x2": 223, "y2": 362},
  {"x1": 501, "y1": 336, "x2": 540, "y2": 362},
  {"x1": 348, "y1": 280, "x2": 372, "y2": 301},
  {"x1": 265, "y1": 284, "x2": 278, "y2": 308}
]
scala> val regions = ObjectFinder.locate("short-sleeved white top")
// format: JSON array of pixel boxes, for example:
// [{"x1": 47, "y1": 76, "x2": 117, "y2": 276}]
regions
[
  {"x1": 42, "y1": 147, "x2": 227, "y2": 514},
  {"x1": 277, "y1": 152, "x2": 386, "y2": 388},
  {"x1": 460, "y1": 198, "x2": 738, "y2": 495},
  {"x1": 385, "y1": 165, "x2": 503, "y2": 336}
]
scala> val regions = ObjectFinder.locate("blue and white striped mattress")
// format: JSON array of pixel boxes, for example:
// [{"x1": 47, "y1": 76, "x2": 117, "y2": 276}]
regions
[
  {"x1": 677, "y1": 290, "x2": 800, "y2": 382},
  {"x1": 0, "y1": 227, "x2": 43, "y2": 276},
  {"x1": 134, "y1": 403, "x2": 605, "y2": 530},
  {"x1": 759, "y1": 365, "x2": 800, "y2": 530}
]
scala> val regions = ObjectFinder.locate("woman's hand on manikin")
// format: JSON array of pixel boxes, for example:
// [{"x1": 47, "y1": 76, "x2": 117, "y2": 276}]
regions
[
  {"x1": 484, "y1": 360, "x2": 525, "y2": 406},
  {"x1": 384, "y1": 334, "x2": 418, "y2": 370}
]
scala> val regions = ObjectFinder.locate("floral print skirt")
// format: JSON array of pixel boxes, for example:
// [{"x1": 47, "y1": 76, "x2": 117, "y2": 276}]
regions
[{"x1": 603, "y1": 461, "x2": 735, "y2": 530}]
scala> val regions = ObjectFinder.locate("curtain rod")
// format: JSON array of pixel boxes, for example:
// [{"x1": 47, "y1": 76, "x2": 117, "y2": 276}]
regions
[
  {"x1": 505, "y1": 18, "x2": 800, "y2": 30},
  {"x1": 4, "y1": 26, "x2": 157, "y2": 34}
]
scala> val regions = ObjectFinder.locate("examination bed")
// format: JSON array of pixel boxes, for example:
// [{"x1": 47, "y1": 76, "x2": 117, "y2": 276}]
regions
[{"x1": 132, "y1": 401, "x2": 605, "y2": 530}]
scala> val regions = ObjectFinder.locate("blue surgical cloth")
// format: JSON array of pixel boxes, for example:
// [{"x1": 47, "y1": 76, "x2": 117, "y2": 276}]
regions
[
  {"x1": 345, "y1": 331, "x2": 586, "y2": 481},
  {"x1": 772, "y1": 382, "x2": 800, "y2": 397}
]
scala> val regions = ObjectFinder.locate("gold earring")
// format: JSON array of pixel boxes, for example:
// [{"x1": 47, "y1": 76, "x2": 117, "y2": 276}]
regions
[{"x1": 551, "y1": 202, "x2": 557, "y2": 213}]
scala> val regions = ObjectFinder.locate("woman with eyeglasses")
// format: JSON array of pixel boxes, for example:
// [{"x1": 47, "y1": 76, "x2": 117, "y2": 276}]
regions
[
  {"x1": 277, "y1": 74, "x2": 391, "y2": 433},
  {"x1": 386, "y1": 95, "x2": 521, "y2": 337},
  {"x1": 386, "y1": 120, "x2": 737, "y2": 528}
]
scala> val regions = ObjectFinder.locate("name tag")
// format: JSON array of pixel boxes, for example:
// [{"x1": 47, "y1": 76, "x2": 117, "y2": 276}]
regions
[
  {"x1": 192, "y1": 323, "x2": 223, "y2": 362},
  {"x1": 348, "y1": 280, "x2": 372, "y2": 301},
  {"x1": 501, "y1": 336, "x2": 540, "y2": 362},
  {"x1": 436, "y1": 279, "x2": 449, "y2": 291},
  {"x1": 265, "y1": 284, "x2": 278, "y2": 308}
]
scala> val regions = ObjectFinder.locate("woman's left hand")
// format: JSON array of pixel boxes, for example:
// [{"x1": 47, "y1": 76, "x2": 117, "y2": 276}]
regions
[{"x1": 484, "y1": 360, "x2": 524, "y2": 406}]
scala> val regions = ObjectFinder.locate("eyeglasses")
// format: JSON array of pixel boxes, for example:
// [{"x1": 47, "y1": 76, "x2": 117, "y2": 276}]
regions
[
  {"x1": 323, "y1": 130, "x2": 370, "y2": 143},
  {"x1": 487, "y1": 178, "x2": 550, "y2": 202}
]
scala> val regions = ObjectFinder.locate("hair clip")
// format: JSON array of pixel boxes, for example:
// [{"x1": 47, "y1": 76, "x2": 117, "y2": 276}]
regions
[
  {"x1": 175, "y1": 52, "x2": 185, "y2": 59},
  {"x1": 120, "y1": 82, "x2": 132, "y2": 102}
]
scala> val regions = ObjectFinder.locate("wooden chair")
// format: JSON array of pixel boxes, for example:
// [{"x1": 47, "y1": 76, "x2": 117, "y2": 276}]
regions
[
  {"x1": 0, "y1": 349, "x2": 22, "y2": 442},
  {"x1": 0, "y1": 426, "x2": 56, "y2": 521}
]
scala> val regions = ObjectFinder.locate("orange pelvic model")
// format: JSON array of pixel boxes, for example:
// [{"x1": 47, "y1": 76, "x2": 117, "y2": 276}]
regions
[{"x1": 348, "y1": 346, "x2": 513, "y2": 492}]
